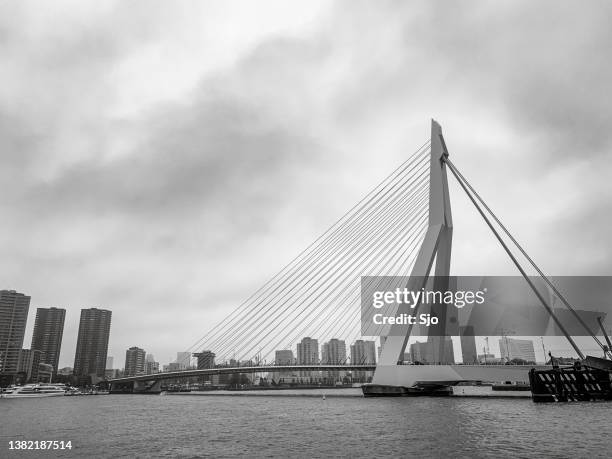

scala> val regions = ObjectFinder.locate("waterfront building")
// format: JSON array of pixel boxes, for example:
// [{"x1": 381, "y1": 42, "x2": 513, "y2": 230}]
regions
[
  {"x1": 478, "y1": 353, "x2": 503, "y2": 364},
  {"x1": 275, "y1": 349, "x2": 294, "y2": 365},
  {"x1": 0, "y1": 290, "x2": 31, "y2": 386},
  {"x1": 297, "y1": 337, "x2": 319, "y2": 364},
  {"x1": 176, "y1": 351, "x2": 191, "y2": 369},
  {"x1": 193, "y1": 351, "x2": 215, "y2": 370},
  {"x1": 272, "y1": 350, "x2": 296, "y2": 383},
  {"x1": 350, "y1": 340, "x2": 376, "y2": 382},
  {"x1": 322, "y1": 338, "x2": 347, "y2": 383},
  {"x1": 350, "y1": 340, "x2": 377, "y2": 364},
  {"x1": 297, "y1": 337, "x2": 319, "y2": 381},
  {"x1": 73, "y1": 308, "x2": 112, "y2": 385},
  {"x1": 144, "y1": 353, "x2": 158, "y2": 374},
  {"x1": 460, "y1": 326, "x2": 478, "y2": 364},
  {"x1": 410, "y1": 341, "x2": 427, "y2": 362},
  {"x1": 106, "y1": 356, "x2": 114, "y2": 370},
  {"x1": 31, "y1": 307, "x2": 66, "y2": 376},
  {"x1": 192, "y1": 351, "x2": 216, "y2": 384},
  {"x1": 164, "y1": 362, "x2": 181, "y2": 372},
  {"x1": 104, "y1": 368, "x2": 119, "y2": 379},
  {"x1": 322, "y1": 339, "x2": 346, "y2": 364},
  {"x1": 499, "y1": 338, "x2": 536, "y2": 363},
  {"x1": 145, "y1": 360, "x2": 159, "y2": 375},
  {"x1": 38, "y1": 363, "x2": 53, "y2": 382},
  {"x1": 124, "y1": 346, "x2": 146, "y2": 376},
  {"x1": 410, "y1": 338, "x2": 455, "y2": 364},
  {"x1": 16, "y1": 349, "x2": 42, "y2": 383}
]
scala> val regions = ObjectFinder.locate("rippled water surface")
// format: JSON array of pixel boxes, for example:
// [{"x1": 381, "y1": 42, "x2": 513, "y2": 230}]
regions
[{"x1": 2, "y1": 394, "x2": 611, "y2": 458}]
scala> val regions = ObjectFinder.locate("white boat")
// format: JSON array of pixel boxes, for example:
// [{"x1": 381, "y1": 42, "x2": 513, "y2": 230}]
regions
[{"x1": 0, "y1": 383, "x2": 67, "y2": 398}]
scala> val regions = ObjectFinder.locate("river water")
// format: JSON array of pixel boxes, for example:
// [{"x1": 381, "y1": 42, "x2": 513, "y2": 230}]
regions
[{"x1": 2, "y1": 392, "x2": 611, "y2": 458}]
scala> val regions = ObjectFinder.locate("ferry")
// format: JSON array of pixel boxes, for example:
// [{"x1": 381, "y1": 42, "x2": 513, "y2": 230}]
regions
[{"x1": 0, "y1": 383, "x2": 67, "y2": 398}]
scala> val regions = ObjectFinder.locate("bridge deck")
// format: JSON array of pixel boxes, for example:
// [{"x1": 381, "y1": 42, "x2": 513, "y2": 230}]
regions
[
  {"x1": 108, "y1": 364, "x2": 377, "y2": 383},
  {"x1": 108, "y1": 363, "x2": 548, "y2": 384}
]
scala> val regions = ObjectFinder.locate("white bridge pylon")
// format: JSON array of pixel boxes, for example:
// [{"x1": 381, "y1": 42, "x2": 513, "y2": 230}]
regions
[{"x1": 377, "y1": 119, "x2": 453, "y2": 367}]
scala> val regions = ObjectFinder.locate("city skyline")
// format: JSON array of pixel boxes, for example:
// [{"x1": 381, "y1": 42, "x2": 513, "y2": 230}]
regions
[{"x1": 2, "y1": 288, "x2": 596, "y2": 372}]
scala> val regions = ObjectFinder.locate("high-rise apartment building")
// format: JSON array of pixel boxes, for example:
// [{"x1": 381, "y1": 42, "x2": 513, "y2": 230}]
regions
[
  {"x1": 144, "y1": 353, "x2": 158, "y2": 374},
  {"x1": 0, "y1": 290, "x2": 31, "y2": 385},
  {"x1": 322, "y1": 338, "x2": 347, "y2": 383},
  {"x1": 297, "y1": 337, "x2": 319, "y2": 381},
  {"x1": 73, "y1": 308, "x2": 112, "y2": 383},
  {"x1": 321, "y1": 339, "x2": 346, "y2": 364},
  {"x1": 499, "y1": 338, "x2": 536, "y2": 363},
  {"x1": 410, "y1": 338, "x2": 455, "y2": 364},
  {"x1": 124, "y1": 347, "x2": 146, "y2": 376},
  {"x1": 273, "y1": 349, "x2": 296, "y2": 382},
  {"x1": 297, "y1": 337, "x2": 319, "y2": 364},
  {"x1": 31, "y1": 307, "x2": 66, "y2": 375},
  {"x1": 460, "y1": 326, "x2": 478, "y2": 364},
  {"x1": 350, "y1": 340, "x2": 377, "y2": 364},
  {"x1": 274, "y1": 350, "x2": 294, "y2": 365},
  {"x1": 350, "y1": 339, "x2": 377, "y2": 382}
]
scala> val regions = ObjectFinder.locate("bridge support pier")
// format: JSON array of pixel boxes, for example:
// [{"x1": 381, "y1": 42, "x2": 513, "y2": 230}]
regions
[{"x1": 109, "y1": 379, "x2": 163, "y2": 394}]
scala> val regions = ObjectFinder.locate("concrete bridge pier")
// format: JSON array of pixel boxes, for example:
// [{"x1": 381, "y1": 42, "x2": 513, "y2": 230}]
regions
[
  {"x1": 133, "y1": 379, "x2": 163, "y2": 394},
  {"x1": 109, "y1": 379, "x2": 163, "y2": 394}
]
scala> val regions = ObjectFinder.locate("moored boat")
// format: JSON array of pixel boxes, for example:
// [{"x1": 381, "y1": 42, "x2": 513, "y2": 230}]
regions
[
  {"x1": 0, "y1": 383, "x2": 67, "y2": 398},
  {"x1": 529, "y1": 356, "x2": 612, "y2": 402}
]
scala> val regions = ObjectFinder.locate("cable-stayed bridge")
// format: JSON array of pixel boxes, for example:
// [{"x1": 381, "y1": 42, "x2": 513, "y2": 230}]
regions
[{"x1": 109, "y1": 120, "x2": 610, "y2": 395}]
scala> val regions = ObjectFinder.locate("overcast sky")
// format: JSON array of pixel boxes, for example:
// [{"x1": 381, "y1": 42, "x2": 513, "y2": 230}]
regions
[{"x1": 2, "y1": 1, "x2": 612, "y2": 368}]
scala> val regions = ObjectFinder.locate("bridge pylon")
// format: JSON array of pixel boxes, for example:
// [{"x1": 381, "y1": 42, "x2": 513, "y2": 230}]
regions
[{"x1": 376, "y1": 119, "x2": 453, "y2": 368}]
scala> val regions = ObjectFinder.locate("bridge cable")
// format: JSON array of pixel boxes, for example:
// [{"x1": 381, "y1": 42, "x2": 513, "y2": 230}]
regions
[
  {"x1": 219, "y1": 173, "x2": 430, "y2": 361},
  {"x1": 304, "y1": 201, "x2": 429, "y2": 346},
  {"x1": 210, "y1": 161, "x2": 430, "y2": 360},
  {"x1": 219, "y1": 179, "x2": 430, "y2": 361},
  {"x1": 331, "y1": 211, "x2": 430, "y2": 347},
  {"x1": 445, "y1": 157, "x2": 607, "y2": 354},
  {"x1": 192, "y1": 145, "x2": 430, "y2": 358},
  {"x1": 307, "y1": 215, "x2": 429, "y2": 359},
  {"x1": 444, "y1": 158, "x2": 586, "y2": 359},
  {"x1": 269, "y1": 194, "x2": 429, "y2": 361},
  {"x1": 210, "y1": 167, "x2": 428, "y2": 360},
  {"x1": 180, "y1": 141, "x2": 431, "y2": 361}
]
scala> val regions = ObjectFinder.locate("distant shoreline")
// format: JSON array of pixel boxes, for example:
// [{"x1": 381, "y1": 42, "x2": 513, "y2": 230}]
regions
[{"x1": 165, "y1": 387, "x2": 364, "y2": 397}]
